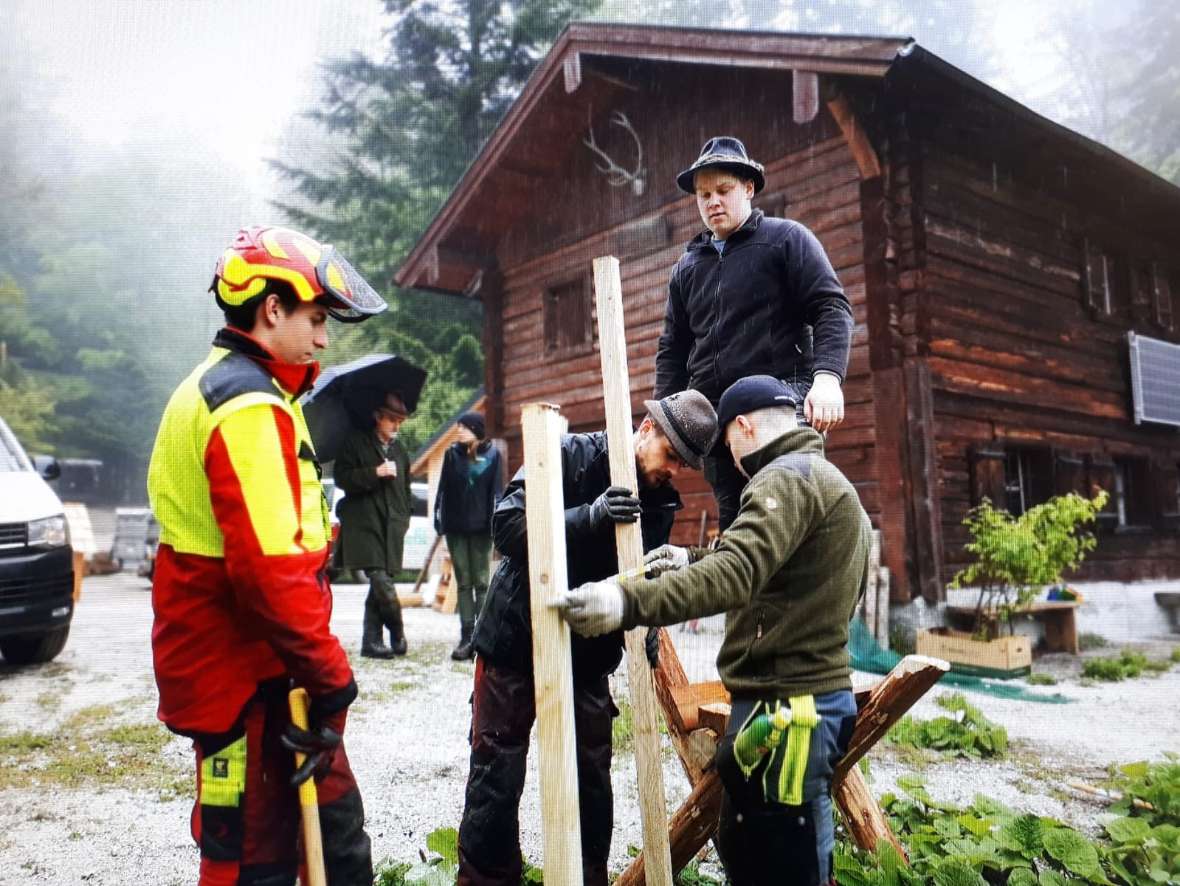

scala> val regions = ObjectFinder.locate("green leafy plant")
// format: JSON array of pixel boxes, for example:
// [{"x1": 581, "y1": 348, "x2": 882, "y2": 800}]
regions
[
  {"x1": 951, "y1": 492, "x2": 1107, "y2": 639},
  {"x1": 888, "y1": 693, "x2": 1008, "y2": 759},
  {"x1": 1172, "y1": 646, "x2": 1180, "y2": 664},
  {"x1": 835, "y1": 763, "x2": 1180, "y2": 884},
  {"x1": 375, "y1": 827, "x2": 543, "y2": 885},
  {"x1": 1079, "y1": 632, "x2": 1111, "y2": 651}
]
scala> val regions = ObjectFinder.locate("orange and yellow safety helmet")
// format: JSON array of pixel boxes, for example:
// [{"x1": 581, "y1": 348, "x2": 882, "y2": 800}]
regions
[{"x1": 211, "y1": 226, "x2": 387, "y2": 322}]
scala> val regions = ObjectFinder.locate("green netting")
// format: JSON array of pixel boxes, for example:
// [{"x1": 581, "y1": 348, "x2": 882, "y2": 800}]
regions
[{"x1": 849, "y1": 618, "x2": 1073, "y2": 704}]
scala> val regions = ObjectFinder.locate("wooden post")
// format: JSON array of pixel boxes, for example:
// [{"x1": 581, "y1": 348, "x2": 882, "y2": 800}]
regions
[
  {"x1": 863, "y1": 530, "x2": 880, "y2": 638},
  {"x1": 592, "y1": 255, "x2": 674, "y2": 886},
  {"x1": 522, "y1": 403, "x2": 584, "y2": 886}
]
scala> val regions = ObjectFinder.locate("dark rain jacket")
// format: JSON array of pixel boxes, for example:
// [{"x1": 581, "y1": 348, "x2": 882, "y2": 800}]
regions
[
  {"x1": 433, "y1": 439, "x2": 503, "y2": 536},
  {"x1": 472, "y1": 431, "x2": 681, "y2": 682},
  {"x1": 654, "y1": 209, "x2": 853, "y2": 403},
  {"x1": 618, "y1": 428, "x2": 872, "y2": 699},
  {"x1": 334, "y1": 428, "x2": 412, "y2": 572}
]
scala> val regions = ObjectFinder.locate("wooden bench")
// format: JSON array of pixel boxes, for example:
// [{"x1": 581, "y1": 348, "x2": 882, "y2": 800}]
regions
[
  {"x1": 1155, "y1": 592, "x2": 1180, "y2": 633},
  {"x1": 946, "y1": 600, "x2": 1080, "y2": 654}
]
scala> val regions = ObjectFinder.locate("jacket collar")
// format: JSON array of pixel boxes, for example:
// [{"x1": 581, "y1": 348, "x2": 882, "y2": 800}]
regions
[
  {"x1": 213, "y1": 327, "x2": 320, "y2": 398},
  {"x1": 687, "y1": 208, "x2": 764, "y2": 253},
  {"x1": 740, "y1": 426, "x2": 825, "y2": 477}
]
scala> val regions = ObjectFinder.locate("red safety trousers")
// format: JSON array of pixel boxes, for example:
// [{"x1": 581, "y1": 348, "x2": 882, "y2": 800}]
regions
[{"x1": 190, "y1": 681, "x2": 370, "y2": 886}]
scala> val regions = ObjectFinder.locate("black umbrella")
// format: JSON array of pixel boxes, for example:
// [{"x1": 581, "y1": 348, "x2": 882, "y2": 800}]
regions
[{"x1": 300, "y1": 354, "x2": 427, "y2": 463}]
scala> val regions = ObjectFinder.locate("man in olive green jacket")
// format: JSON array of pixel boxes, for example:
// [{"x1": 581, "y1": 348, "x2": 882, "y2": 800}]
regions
[
  {"x1": 335, "y1": 393, "x2": 413, "y2": 658},
  {"x1": 553, "y1": 375, "x2": 871, "y2": 886}
]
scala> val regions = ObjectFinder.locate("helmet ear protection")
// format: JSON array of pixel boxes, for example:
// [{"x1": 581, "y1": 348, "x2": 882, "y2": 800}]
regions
[{"x1": 211, "y1": 226, "x2": 387, "y2": 322}]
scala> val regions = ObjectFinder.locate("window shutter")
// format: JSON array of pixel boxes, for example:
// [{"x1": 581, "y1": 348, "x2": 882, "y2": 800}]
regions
[
  {"x1": 1087, "y1": 454, "x2": 1118, "y2": 531},
  {"x1": 1053, "y1": 449, "x2": 1086, "y2": 496},
  {"x1": 1152, "y1": 458, "x2": 1180, "y2": 532},
  {"x1": 1082, "y1": 237, "x2": 1106, "y2": 313},
  {"x1": 1152, "y1": 262, "x2": 1173, "y2": 331},
  {"x1": 969, "y1": 444, "x2": 1006, "y2": 506}
]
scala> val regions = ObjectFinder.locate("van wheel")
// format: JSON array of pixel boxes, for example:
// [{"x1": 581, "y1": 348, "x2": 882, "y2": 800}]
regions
[{"x1": 0, "y1": 625, "x2": 71, "y2": 665}]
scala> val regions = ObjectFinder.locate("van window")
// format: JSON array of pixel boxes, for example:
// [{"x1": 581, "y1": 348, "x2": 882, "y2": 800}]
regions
[{"x1": 0, "y1": 430, "x2": 28, "y2": 472}]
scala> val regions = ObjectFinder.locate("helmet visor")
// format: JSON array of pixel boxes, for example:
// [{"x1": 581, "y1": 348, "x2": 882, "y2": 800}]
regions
[{"x1": 316, "y1": 247, "x2": 388, "y2": 322}]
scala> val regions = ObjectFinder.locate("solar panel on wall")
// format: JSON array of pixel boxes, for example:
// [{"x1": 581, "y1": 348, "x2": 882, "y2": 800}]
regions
[{"x1": 1128, "y1": 331, "x2": 1180, "y2": 428}]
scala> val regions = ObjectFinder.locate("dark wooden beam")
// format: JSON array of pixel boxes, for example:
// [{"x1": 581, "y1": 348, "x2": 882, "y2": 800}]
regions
[{"x1": 827, "y1": 93, "x2": 882, "y2": 179}]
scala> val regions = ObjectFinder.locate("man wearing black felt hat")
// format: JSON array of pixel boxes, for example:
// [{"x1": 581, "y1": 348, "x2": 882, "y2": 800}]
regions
[{"x1": 655, "y1": 136, "x2": 854, "y2": 531}]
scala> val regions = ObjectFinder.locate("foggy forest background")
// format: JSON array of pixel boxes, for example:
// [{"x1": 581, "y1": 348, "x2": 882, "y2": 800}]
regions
[{"x1": 1, "y1": 0, "x2": 1176, "y2": 501}]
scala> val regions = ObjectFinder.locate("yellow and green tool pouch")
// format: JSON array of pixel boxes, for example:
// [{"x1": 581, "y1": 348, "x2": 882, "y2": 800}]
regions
[
  {"x1": 731, "y1": 695, "x2": 820, "y2": 806},
  {"x1": 196, "y1": 730, "x2": 247, "y2": 861}
]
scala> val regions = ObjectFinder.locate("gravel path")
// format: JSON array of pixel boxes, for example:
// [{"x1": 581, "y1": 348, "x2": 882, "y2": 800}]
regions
[{"x1": 0, "y1": 573, "x2": 1177, "y2": 884}]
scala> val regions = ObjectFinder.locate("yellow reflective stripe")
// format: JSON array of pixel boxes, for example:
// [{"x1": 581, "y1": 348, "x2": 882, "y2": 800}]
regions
[
  {"x1": 217, "y1": 405, "x2": 304, "y2": 556},
  {"x1": 200, "y1": 735, "x2": 246, "y2": 808},
  {"x1": 208, "y1": 390, "x2": 284, "y2": 428}
]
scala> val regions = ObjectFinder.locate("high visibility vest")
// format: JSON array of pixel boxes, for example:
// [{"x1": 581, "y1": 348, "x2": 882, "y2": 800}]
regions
[{"x1": 148, "y1": 345, "x2": 330, "y2": 558}]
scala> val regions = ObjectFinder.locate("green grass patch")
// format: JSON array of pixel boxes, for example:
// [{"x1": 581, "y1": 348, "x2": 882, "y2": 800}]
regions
[
  {"x1": 1081, "y1": 649, "x2": 1171, "y2": 681},
  {"x1": 0, "y1": 703, "x2": 182, "y2": 791},
  {"x1": 888, "y1": 692, "x2": 1008, "y2": 759},
  {"x1": 1078, "y1": 631, "x2": 1110, "y2": 651},
  {"x1": 1172, "y1": 646, "x2": 1180, "y2": 664},
  {"x1": 1026, "y1": 672, "x2": 1057, "y2": 686},
  {"x1": 612, "y1": 697, "x2": 635, "y2": 754}
]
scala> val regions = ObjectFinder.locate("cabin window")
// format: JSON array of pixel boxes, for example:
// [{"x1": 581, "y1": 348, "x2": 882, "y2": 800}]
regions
[
  {"x1": 1003, "y1": 448, "x2": 1053, "y2": 515},
  {"x1": 1153, "y1": 263, "x2": 1173, "y2": 331},
  {"x1": 543, "y1": 275, "x2": 593, "y2": 355},
  {"x1": 1081, "y1": 238, "x2": 1126, "y2": 318},
  {"x1": 1111, "y1": 456, "x2": 1152, "y2": 529}
]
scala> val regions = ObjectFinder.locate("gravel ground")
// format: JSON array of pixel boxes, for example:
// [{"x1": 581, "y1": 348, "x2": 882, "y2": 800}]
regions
[{"x1": 0, "y1": 572, "x2": 1177, "y2": 884}]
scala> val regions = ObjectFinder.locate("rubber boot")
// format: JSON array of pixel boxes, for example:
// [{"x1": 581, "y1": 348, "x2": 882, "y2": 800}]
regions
[
  {"x1": 360, "y1": 595, "x2": 395, "y2": 659},
  {"x1": 369, "y1": 569, "x2": 408, "y2": 656},
  {"x1": 452, "y1": 586, "x2": 476, "y2": 660},
  {"x1": 451, "y1": 619, "x2": 474, "y2": 661}
]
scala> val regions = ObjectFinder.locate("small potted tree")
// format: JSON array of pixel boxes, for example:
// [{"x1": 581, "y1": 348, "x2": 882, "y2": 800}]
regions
[{"x1": 917, "y1": 490, "x2": 1107, "y2": 677}]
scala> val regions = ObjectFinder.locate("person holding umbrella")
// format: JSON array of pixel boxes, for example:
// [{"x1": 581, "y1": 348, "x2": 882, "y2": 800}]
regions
[
  {"x1": 147, "y1": 225, "x2": 384, "y2": 884},
  {"x1": 432, "y1": 410, "x2": 503, "y2": 661},
  {"x1": 334, "y1": 392, "x2": 414, "y2": 658}
]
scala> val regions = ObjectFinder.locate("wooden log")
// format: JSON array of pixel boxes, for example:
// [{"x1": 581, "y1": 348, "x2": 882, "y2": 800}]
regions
[
  {"x1": 614, "y1": 771, "x2": 725, "y2": 886},
  {"x1": 410, "y1": 533, "x2": 443, "y2": 598},
  {"x1": 834, "y1": 764, "x2": 907, "y2": 859},
  {"x1": 522, "y1": 403, "x2": 584, "y2": 886},
  {"x1": 833, "y1": 654, "x2": 950, "y2": 781},
  {"x1": 593, "y1": 255, "x2": 674, "y2": 886}
]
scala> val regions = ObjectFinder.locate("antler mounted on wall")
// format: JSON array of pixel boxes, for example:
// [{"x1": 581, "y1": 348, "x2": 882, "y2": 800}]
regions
[{"x1": 583, "y1": 110, "x2": 646, "y2": 196}]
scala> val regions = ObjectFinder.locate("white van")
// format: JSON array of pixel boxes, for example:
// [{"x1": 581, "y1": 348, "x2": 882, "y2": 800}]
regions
[{"x1": 0, "y1": 416, "x2": 75, "y2": 665}]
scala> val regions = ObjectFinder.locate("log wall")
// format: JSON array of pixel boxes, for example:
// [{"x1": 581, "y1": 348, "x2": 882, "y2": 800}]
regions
[{"x1": 913, "y1": 102, "x2": 1180, "y2": 584}]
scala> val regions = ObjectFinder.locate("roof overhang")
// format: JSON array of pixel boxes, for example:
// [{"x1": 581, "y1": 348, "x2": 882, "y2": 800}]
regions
[
  {"x1": 396, "y1": 23, "x2": 1180, "y2": 296},
  {"x1": 395, "y1": 23, "x2": 907, "y2": 293}
]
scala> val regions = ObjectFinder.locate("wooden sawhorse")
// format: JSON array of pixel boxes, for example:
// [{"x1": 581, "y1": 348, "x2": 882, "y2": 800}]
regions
[{"x1": 615, "y1": 631, "x2": 949, "y2": 884}]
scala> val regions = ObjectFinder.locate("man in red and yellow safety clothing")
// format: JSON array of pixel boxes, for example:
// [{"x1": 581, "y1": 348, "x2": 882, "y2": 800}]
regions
[{"x1": 147, "y1": 226, "x2": 386, "y2": 885}]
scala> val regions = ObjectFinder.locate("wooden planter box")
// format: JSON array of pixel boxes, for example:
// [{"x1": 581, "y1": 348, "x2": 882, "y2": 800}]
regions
[{"x1": 916, "y1": 627, "x2": 1032, "y2": 679}]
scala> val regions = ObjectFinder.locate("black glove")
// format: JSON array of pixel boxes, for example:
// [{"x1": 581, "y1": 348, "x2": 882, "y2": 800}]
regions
[
  {"x1": 589, "y1": 485, "x2": 641, "y2": 528},
  {"x1": 281, "y1": 721, "x2": 342, "y2": 787},
  {"x1": 644, "y1": 627, "x2": 660, "y2": 670}
]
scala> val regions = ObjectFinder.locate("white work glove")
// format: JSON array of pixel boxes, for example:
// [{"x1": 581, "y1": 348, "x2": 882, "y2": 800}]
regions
[
  {"x1": 549, "y1": 580, "x2": 624, "y2": 637},
  {"x1": 643, "y1": 544, "x2": 690, "y2": 578},
  {"x1": 805, "y1": 371, "x2": 845, "y2": 434}
]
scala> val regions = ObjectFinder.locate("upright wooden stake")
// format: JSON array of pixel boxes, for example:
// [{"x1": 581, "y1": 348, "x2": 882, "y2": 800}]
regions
[
  {"x1": 522, "y1": 403, "x2": 583, "y2": 886},
  {"x1": 592, "y1": 255, "x2": 674, "y2": 886}
]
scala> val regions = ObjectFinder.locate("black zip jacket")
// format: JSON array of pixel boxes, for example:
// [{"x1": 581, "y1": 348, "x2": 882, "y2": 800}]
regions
[
  {"x1": 654, "y1": 210, "x2": 853, "y2": 403},
  {"x1": 433, "y1": 439, "x2": 503, "y2": 536},
  {"x1": 472, "y1": 431, "x2": 681, "y2": 682}
]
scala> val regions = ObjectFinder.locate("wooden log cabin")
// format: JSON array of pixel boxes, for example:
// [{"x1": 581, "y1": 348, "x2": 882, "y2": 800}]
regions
[{"x1": 396, "y1": 24, "x2": 1180, "y2": 604}]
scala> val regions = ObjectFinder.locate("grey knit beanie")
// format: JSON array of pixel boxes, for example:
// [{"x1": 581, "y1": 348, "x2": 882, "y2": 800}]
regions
[{"x1": 643, "y1": 390, "x2": 717, "y2": 470}]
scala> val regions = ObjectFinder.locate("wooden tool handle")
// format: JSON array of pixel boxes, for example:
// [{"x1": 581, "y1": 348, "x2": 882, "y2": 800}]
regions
[{"x1": 288, "y1": 688, "x2": 328, "y2": 886}]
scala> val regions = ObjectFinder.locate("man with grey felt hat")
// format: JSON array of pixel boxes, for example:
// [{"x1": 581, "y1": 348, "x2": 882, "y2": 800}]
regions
[
  {"x1": 456, "y1": 389, "x2": 715, "y2": 885},
  {"x1": 656, "y1": 135, "x2": 854, "y2": 532}
]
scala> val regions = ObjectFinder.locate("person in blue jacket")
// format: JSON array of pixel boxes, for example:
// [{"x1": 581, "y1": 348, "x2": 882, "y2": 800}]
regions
[{"x1": 434, "y1": 411, "x2": 503, "y2": 660}]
